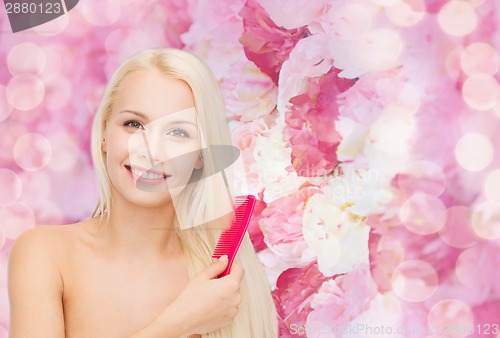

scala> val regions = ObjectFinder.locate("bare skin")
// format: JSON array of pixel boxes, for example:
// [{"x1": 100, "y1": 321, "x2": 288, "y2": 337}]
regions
[{"x1": 8, "y1": 218, "x2": 242, "y2": 338}]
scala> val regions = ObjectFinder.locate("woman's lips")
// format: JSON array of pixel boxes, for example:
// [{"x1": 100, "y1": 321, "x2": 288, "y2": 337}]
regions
[{"x1": 125, "y1": 165, "x2": 171, "y2": 186}]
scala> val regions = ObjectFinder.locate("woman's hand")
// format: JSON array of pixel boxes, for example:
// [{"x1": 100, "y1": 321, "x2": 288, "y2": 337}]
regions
[{"x1": 174, "y1": 255, "x2": 245, "y2": 335}]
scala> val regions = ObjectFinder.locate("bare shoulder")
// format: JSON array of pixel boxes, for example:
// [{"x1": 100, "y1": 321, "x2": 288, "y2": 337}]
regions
[
  {"x1": 9, "y1": 223, "x2": 77, "y2": 263},
  {"x1": 7, "y1": 223, "x2": 84, "y2": 337}
]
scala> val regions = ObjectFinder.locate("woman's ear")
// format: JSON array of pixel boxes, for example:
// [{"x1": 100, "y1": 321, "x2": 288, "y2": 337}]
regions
[{"x1": 101, "y1": 138, "x2": 106, "y2": 153}]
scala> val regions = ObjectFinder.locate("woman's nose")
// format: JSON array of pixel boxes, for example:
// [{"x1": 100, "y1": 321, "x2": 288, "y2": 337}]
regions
[
  {"x1": 129, "y1": 129, "x2": 165, "y2": 165},
  {"x1": 141, "y1": 131, "x2": 167, "y2": 164}
]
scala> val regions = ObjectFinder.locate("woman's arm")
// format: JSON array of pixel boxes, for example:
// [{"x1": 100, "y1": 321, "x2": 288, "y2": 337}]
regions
[
  {"x1": 8, "y1": 227, "x2": 65, "y2": 338},
  {"x1": 128, "y1": 256, "x2": 244, "y2": 338}
]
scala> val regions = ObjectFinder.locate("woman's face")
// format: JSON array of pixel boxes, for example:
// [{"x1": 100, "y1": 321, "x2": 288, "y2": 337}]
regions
[{"x1": 102, "y1": 68, "x2": 203, "y2": 208}]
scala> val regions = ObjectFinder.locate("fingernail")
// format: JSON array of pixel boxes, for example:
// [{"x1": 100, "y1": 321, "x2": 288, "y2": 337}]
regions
[{"x1": 218, "y1": 255, "x2": 228, "y2": 261}]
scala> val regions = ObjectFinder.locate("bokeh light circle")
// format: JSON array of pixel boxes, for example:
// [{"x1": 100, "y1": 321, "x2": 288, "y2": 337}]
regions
[
  {"x1": 7, "y1": 42, "x2": 46, "y2": 76},
  {"x1": 35, "y1": 200, "x2": 65, "y2": 225},
  {"x1": 354, "y1": 28, "x2": 403, "y2": 71},
  {"x1": 454, "y1": 132, "x2": 494, "y2": 171},
  {"x1": 399, "y1": 192, "x2": 447, "y2": 235},
  {"x1": 471, "y1": 201, "x2": 500, "y2": 240},
  {"x1": 47, "y1": 132, "x2": 80, "y2": 172},
  {"x1": 398, "y1": 160, "x2": 446, "y2": 197},
  {"x1": 81, "y1": 0, "x2": 121, "y2": 26},
  {"x1": 19, "y1": 171, "x2": 52, "y2": 208},
  {"x1": 455, "y1": 247, "x2": 487, "y2": 289},
  {"x1": 41, "y1": 44, "x2": 64, "y2": 80},
  {"x1": 386, "y1": 0, "x2": 426, "y2": 27},
  {"x1": 0, "y1": 169, "x2": 22, "y2": 207},
  {"x1": 371, "y1": 235, "x2": 405, "y2": 291},
  {"x1": 461, "y1": 42, "x2": 500, "y2": 76},
  {"x1": 439, "y1": 206, "x2": 478, "y2": 248},
  {"x1": 0, "y1": 202, "x2": 35, "y2": 240},
  {"x1": 428, "y1": 299, "x2": 474, "y2": 338},
  {"x1": 44, "y1": 75, "x2": 73, "y2": 111},
  {"x1": 0, "y1": 84, "x2": 13, "y2": 122},
  {"x1": 484, "y1": 169, "x2": 500, "y2": 202},
  {"x1": 466, "y1": 0, "x2": 485, "y2": 7},
  {"x1": 6, "y1": 75, "x2": 45, "y2": 111},
  {"x1": 462, "y1": 74, "x2": 500, "y2": 111},
  {"x1": 13, "y1": 133, "x2": 52, "y2": 171},
  {"x1": 392, "y1": 260, "x2": 439, "y2": 302},
  {"x1": 332, "y1": 4, "x2": 373, "y2": 40},
  {"x1": 438, "y1": 1, "x2": 477, "y2": 37}
]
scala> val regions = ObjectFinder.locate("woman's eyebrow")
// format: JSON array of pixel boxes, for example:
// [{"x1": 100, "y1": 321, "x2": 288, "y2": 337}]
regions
[
  {"x1": 119, "y1": 110, "x2": 197, "y2": 127},
  {"x1": 120, "y1": 110, "x2": 149, "y2": 121},
  {"x1": 168, "y1": 120, "x2": 198, "y2": 127}
]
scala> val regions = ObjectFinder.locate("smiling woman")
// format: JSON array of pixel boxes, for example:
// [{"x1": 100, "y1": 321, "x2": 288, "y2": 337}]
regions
[{"x1": 7, "y1": 49, "x2": 278, "y2": 338}]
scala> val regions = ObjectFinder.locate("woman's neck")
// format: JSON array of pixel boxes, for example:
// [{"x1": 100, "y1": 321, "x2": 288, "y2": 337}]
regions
[{"x1": 92, "y1": 192, "x2": 183, "y2": 262}]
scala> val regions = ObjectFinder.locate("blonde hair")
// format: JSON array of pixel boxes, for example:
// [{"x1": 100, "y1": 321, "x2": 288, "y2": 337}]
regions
[{"x1": 90, "y1": 48, "x2": 278, "y2": 338}]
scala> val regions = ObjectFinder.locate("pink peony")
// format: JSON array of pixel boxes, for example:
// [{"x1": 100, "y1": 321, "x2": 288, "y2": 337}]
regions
[
  {"x1": 259, "y1": 185, "x2": 318, "y2": 266},
  {"x1": 239, "y1": 0, "x2": 309, "y2": 84},
  {"x1": 284, "y1": 67, "x2": 356, "y2": 177},
  {"x1": 277, "y1": 32, "x2": 333, "y2": 114},
  {"x1": 221, "y1": 61, "x2": 277, "y2": 122},
  {"x1": 230, "y1": 117, "x2": 275, "y2": 195},
  {"x1": 305, "y1": 267, "x2": 378, "y2": 338},
  {"x1": 273, "y1": 262, "x2": 330, "y2": 336},
  {"x1": 182, "y1": 0, "x2": 247, "y2": 80}
]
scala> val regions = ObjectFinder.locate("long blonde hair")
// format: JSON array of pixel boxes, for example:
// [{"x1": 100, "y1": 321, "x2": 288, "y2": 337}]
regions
[{"x1": 90, "y1": 48, "x2": 278, "y2": 338}]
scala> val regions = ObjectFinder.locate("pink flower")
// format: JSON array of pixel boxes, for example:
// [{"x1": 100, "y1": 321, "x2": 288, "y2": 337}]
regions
[
  {"x1": 277, "y1": 33, "x2": 333, "y2": 114},
  {"x1": 259, "y1": 185, "x2": 318, "y2": 266},
  {"x1": 273, "y1": 262, "x2": 329, "y2": 336},
  {"x1": 221, "y1": 61, "x2": 277, "y2": 122},
  {"x1": 306, "y1": 268, "x2": 378, "y2": 337},
  {"x1": 162, "y1": 0, "x2": 192, "y2": 48},
  {"x1": 284, "y1": 68, "x2": 356, "y2": 177},
  {"x1": 230, "y1": 118, "x2": 274, "y2": 195},
  {"x1": 239, "y1": 0, "x2": 309, "y2": 84},
  {"x1": 182, "y1": 0, "x2": 247, "y2": 80}
]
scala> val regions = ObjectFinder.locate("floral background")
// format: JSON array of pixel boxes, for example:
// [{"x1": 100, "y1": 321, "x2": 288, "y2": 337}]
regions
[{"x1": 1, "y1": 0, "x2": 500, "y2": 337}]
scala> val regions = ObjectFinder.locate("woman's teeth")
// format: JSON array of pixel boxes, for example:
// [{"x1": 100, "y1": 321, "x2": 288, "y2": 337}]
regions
[{"x1": 131, "y1": 168, "x2": 165, "y2": 179}]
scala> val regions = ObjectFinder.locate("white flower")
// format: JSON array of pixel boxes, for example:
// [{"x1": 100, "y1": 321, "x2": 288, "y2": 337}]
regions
[
  {"x1": 302, "y1": 180, "x2": 370, "y2": 276},
  {"x1": 251, "y1": 120, "x2": 311, "y2": 202}
]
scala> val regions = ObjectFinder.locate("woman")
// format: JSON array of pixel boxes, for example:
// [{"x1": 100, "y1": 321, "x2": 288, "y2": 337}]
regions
[{"x1": 8, "y1": 49, "x2": 278, "y2": 337}]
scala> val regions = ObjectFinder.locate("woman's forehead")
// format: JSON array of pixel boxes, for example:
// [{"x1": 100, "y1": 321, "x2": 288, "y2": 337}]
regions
[{"x1": 113, "y1": 68, "x2": 196, "y2": 121}]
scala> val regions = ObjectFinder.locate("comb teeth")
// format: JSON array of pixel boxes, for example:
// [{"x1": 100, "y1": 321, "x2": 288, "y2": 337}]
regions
[{"x1": 212, "y1": 195, "x2": 256, "y2": 278}]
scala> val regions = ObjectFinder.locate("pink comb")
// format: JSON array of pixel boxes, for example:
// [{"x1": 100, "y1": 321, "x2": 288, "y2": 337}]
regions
[{"x1": 212, "y1": 195, "x2": 256, "y2": 278}]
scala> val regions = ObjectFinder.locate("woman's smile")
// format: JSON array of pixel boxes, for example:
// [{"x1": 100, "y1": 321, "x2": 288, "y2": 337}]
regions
[{"x1": 124, "y1": 164, "x2": 171, "y2": 186}]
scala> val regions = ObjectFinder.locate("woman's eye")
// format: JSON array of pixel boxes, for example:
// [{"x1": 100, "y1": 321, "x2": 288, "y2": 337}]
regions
[
  {"x1": 124, "y1": 120, "x2": 143, "y2": 129},
  {"x1": 168, "y1": 129, "x2": 189, "y2": 138}
]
